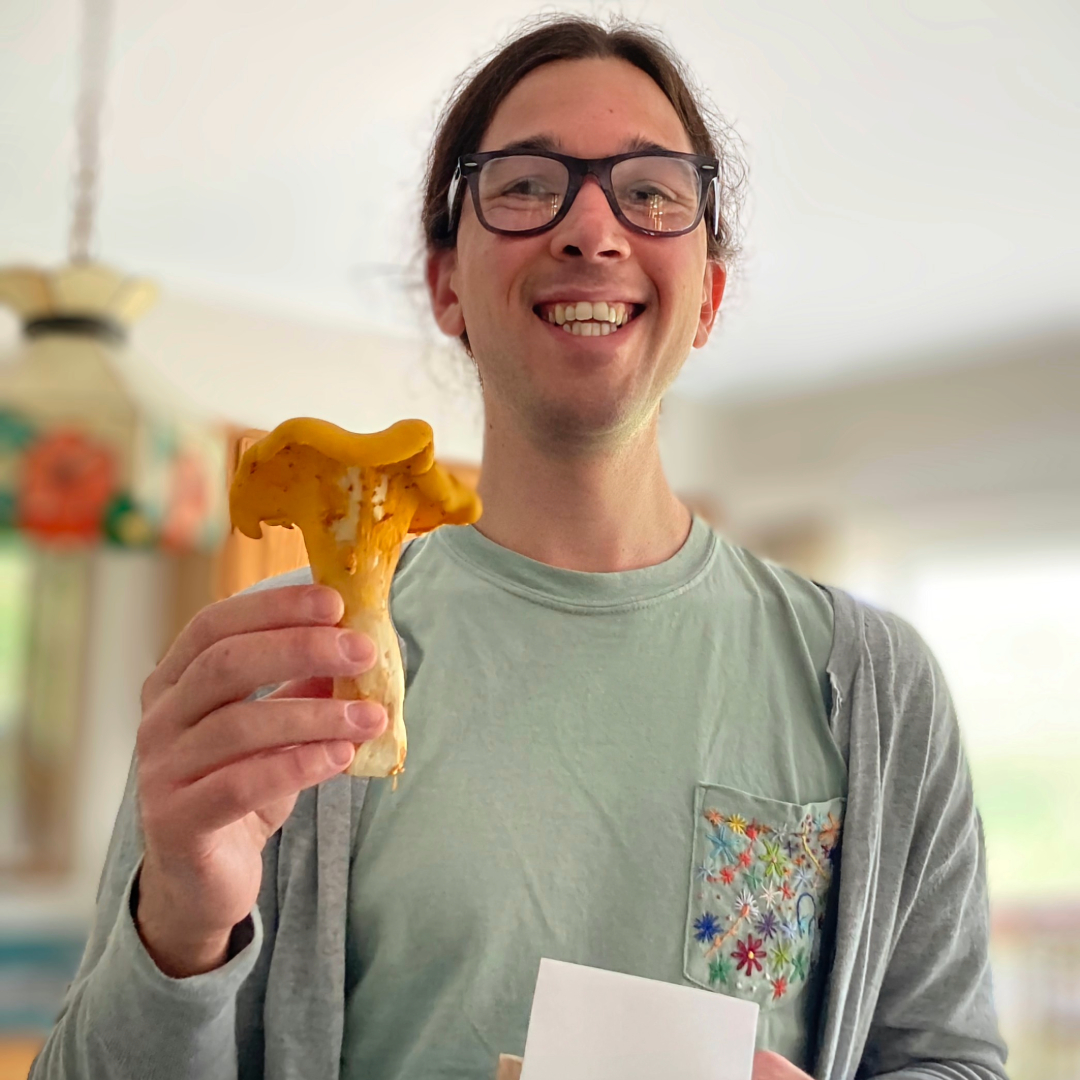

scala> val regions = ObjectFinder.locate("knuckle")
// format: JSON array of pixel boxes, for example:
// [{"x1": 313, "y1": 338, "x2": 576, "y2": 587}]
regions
[
  {"x1": 281, "y1": 745, "x2": 316, "y2": 786},
  {"x1": 140, "y1": 672, "x2": 155, "y2": 712},
  {"x1": 139, "y1": 800, "x2": 167, "y2": 838},
  {"x1": 135, "y1": 722, "x2": 152, "y2": 759},
  {"x1": 195, "y1": 637, "x2": 238, "y2": 685},
  {"x1": 301, "y1": 626, "x2": 341, "y2": 671},
  {"x1": 135, "y1": 718, "x2": 167, "y2": 768},
  {"x1": 184, "y1": 602, "x2": 221, "y2": 655}
]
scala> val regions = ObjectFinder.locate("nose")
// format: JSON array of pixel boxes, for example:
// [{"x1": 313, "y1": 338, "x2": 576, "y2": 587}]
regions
[{"x1": 548, "y1": 175, "x2": 631, "y2": 262}]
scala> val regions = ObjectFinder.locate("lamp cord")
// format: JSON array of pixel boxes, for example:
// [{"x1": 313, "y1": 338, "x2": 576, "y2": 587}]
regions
[{"x1": 68, "y1": 0, "x2": 114, "y2": 265}]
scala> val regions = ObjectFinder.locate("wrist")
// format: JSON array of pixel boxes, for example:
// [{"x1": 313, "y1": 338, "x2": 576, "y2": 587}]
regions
[{"x1": 133, "y1": 859, "x2": 234, "y2": 978}]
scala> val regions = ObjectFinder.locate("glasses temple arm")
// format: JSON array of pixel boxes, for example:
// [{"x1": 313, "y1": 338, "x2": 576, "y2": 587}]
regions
[{"x1": 447, "y1": 163, "x2": 463, "y2": 230}]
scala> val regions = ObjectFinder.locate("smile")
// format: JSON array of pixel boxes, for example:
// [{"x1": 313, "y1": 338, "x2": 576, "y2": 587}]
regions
[{"x1": 533, "y1": 300, "x2": 645, "y2": 337}]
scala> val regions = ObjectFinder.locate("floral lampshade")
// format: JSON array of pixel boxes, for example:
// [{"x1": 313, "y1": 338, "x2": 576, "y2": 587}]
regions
[{"x1": 0, "y1": 260, "x2": 227, "y2": 551}]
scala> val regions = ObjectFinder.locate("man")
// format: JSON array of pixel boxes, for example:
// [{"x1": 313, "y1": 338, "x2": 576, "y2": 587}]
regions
[{"x1": 32, "y1": 15, "x2": 1008, "y2": 1080}]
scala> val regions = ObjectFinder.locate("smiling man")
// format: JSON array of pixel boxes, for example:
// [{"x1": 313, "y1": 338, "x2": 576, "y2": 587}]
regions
[{"x1": 32, "y1": 15, "x2": 1008, "y2": 1080}]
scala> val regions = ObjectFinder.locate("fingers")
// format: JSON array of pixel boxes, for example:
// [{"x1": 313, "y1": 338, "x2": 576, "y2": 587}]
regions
[
  {"x1": 144, "y1": 585, "x2": 344, "y2": 707},
  {"x1": 162, "y1": 624, "x2": 376, "y2": 730},
  {"x1": 171, "y1": 740, "x2": 361, "y2": 832},
  {"x1": 166, "y1": 697, "x2": 387, "y2": 783}
]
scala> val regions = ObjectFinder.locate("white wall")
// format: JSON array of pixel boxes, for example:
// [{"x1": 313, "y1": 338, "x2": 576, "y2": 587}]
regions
[{"x1": 685, "y1": 325, "x2": 1080, "y2": 581}]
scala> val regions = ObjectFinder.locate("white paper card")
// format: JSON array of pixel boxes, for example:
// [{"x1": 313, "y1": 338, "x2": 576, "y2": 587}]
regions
[{"x1": 518, "y1": 958, "x2": 759, "y2": 1080}]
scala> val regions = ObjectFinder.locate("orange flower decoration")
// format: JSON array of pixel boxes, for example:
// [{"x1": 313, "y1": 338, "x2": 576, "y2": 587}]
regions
[
  {"x1": 161, "y1": 451, "x2": 209, "y2": 550},
  {"x1": 19, "y1": 429, "x2": 116, "y2": 541}
]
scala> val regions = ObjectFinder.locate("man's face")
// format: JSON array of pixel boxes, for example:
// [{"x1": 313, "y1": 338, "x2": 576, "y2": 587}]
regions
[{"x1": 428, "y1": 56, "x2": 725, "y2": 450}]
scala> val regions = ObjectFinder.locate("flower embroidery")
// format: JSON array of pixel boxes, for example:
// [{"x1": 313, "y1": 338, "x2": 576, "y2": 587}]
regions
[
  {"x1": 791, "y1": 949, "x2": 809, "y2": 981},
  {"x1": 733, "y1": 936, "x2": 766, "y2": 976},
  {"x1": 770, "y1": 942, "x2": 793, "y2": 974},
  {"x1": 733, "y1": 889, "x2": 759, "y2": 919},
  {"x1": 742, "y1": 867, "x2": 765, "y2": 892},
  {"x1": 694, "y1": 912, "x2": 722, "y2": 943},
  {"x1": 818, "y1": 812, "x2": 841, "y2": 850},
  {"x1": 687, "y1": 795, "x2": 844, "y2": 1006},
  {"x1": 708, "y1": 826, "x2": 740, "y2": 866},
  {"x1": 760, "y1": 884, "x2": 782, "y2": 909},
  {"x1": 708, "y1": 955, "x2": 733, "y2": 987},
  {"x1": 756, "y1": 911, "x2": 780, "y2": 941},
  {"x1": 761, "y1": 840, "x2": 787, "y2": 881}
]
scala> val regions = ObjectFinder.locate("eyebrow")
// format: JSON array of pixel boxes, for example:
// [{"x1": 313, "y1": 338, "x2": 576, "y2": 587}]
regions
[{"x1": 490, "y1": 134, "x2": 672, "y2": 156}]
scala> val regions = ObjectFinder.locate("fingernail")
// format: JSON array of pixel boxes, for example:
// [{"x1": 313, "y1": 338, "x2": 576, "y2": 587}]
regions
[
  {"x1": 309, "y1": 588, "x2": 341, "y2": 621},
  {"x1": 327, "y1": 742, "x2": 355, "y2": 767},
  {"x1": 337, "y1": 632, "x2": 369, "y2": 663},
  {"x1": 346, "y1": 701, "x2": 384, "y2": 734}
]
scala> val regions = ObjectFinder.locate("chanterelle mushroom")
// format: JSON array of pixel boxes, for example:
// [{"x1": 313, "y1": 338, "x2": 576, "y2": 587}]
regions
[{"x1": 229, "y1": 417, "x2": 482, "y2": 781}]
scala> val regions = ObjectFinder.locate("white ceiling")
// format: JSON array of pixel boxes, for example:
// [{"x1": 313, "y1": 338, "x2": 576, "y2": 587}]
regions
[{"x1": 1, "y1": 0, "x2": 1076, "y2": 399}]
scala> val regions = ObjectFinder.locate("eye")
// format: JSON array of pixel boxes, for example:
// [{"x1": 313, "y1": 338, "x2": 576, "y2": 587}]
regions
[
  {"x1": 499, "y1": 177, "x2": 557, "y2": 198},
  {"x1": 625, "y1": 184, "x2": 674, "y2": 205}
]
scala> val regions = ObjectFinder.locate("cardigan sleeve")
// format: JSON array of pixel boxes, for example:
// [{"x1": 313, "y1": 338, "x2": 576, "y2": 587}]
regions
[
  {"x1": 28, "y1": 754, "x2": 264, "y2": 1080},
  {"x1": 854, "y1": 609, "x2": 1009, "y2": 1080}
]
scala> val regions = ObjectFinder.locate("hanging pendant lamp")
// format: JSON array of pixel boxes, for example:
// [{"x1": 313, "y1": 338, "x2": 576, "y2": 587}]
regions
[{"x1": 0, "y1": 0, "x2": 226, "y2": 553}]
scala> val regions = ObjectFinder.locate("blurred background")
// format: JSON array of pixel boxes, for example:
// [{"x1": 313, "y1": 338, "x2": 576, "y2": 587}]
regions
[{"x1": 0, "y1": 0, "x2": 1077, "y2": 1077}]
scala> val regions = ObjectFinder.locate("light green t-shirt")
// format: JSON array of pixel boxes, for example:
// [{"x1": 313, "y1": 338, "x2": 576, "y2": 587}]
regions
[{"x1": 342, "y1": 515, "x2": 847, "y2": 1078}]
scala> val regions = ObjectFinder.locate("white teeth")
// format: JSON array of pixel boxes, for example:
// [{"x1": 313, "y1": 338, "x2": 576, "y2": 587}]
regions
[{"x1": 541, "y1": 301, "x2": 639, "y2": 332}]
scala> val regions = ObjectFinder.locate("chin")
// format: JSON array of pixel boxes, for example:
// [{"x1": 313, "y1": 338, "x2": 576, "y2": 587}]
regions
[{"x1": 529, "y1": 390, "x2": 651, "y2": 447}]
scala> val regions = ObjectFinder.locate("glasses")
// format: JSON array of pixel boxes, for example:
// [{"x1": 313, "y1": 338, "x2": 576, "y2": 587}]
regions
[{"x1": 446, "y1": 149, "x2": 721, "y2": 239}]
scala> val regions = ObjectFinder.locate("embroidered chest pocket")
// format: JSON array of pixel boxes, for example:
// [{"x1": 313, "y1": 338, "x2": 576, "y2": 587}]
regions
[{"x1": 684, "y1": 783, "x2": 845, "y2": 1011}]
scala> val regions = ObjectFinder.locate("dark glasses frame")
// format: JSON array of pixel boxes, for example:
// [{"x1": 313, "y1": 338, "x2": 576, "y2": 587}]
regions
[{"x1": 446, "y1": 148, "x2": 721, "y2": 240}]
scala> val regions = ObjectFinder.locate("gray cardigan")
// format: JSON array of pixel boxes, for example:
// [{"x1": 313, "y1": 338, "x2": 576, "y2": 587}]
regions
[{"x1": 29, "y1": 576, "x2": 1009, "y2": 1080}]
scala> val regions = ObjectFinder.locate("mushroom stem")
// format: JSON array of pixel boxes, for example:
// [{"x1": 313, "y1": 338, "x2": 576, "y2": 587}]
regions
[
  {"x1": 330, "y1": 551, "x2": 408, "y2": 780},
  {"x1": 298, "y1": 465, "x2": 417, "y2": 780}
]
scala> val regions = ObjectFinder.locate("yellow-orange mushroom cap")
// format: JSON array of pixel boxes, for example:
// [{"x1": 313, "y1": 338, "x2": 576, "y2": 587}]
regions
[{"x1": 229, "y1": 417, "x2": 480, "y2": 542}]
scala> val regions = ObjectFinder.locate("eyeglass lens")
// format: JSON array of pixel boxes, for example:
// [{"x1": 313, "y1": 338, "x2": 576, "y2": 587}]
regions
[{"x1": 475, "y1": 155, "x2": 702, "y2": 233}]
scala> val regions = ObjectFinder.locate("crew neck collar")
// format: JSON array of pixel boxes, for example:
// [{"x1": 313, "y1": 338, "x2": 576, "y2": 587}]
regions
[{"x1": 431, "y1": 512, "x2": 717, "y2": 611}]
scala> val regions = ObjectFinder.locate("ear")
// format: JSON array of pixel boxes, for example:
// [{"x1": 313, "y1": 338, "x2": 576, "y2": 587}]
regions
[
  {"x1": 426, "y1": 247, "x2": 466, "y2": 338},
  {"x1": 692, "y1": 259, "x2": 727, "y2": 349}
]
